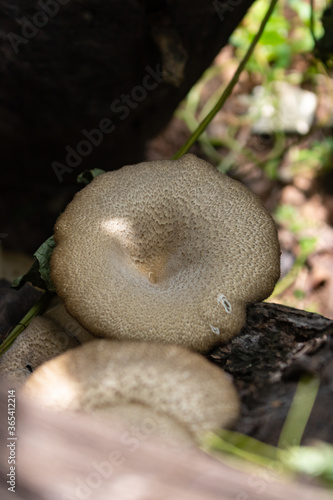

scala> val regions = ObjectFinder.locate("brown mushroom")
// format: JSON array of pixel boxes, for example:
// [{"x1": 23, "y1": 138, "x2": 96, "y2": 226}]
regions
[
  {"x1": 44, "y1": 300, "x2": 94, "y2": 344},
  {"x1": 22, "y1": 339, "x2": 240, "y2": 444},
  {"x1": 0, "y1": 316, "x2": 79, "y2": 384},
  {"x1": 51, "y1": 154, "x2": 280, "y2": 352}
]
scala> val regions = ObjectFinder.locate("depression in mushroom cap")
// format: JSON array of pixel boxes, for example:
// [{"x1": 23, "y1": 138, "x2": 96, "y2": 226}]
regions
[{"x1": 51, "y1": 154, "x2": 280, "y2": 352}]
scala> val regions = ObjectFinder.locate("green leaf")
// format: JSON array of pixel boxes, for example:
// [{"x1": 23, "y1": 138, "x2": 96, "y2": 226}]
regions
[
  {"x1": 12, "y1": 236, "x2": 56, "y2": 292},
  {"x1": 77, "y1": 168, "x2": 106, "y2": 185},
  {"x1": 11, "y1": 169, "x2": 105, "y2": 292}
]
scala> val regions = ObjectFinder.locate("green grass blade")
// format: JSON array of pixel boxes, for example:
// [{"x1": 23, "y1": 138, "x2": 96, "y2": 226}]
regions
[
  {"x1": 278, "y1": 374, "x2": 320, "y2": 450},
  {"x1": 0, "y1": 291, "x2": 54, "y2": 357}
]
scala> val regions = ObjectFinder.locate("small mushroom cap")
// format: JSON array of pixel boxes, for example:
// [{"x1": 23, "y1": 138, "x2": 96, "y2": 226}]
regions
[
  {"x1": 51, "y1": 154, "x2": 280, "y2": 352},
  {"x1": 22, "y1": 340, "x2": 240, "y2": 441},
  {"x1": 44, "y1": 300, "x2": 94, "y2": 344},
  {"x1": 0, "y1": 316, "x2": 79, "y2": 384}
]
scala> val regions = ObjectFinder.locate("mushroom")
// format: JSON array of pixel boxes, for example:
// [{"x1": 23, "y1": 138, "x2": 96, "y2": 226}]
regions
[
  {"x1": 44, "y1": 300, "x2": 94, "y2": 344},
  {"x1": 94, "y1": 403, "x2": 196, "y2": 447},
  {"x1": 0, "y1": 316, "x2": 79, "y2": 384},
  {"x1": 22, "y1": 339, "x2": 240, "y2": 444},
  {"x1": 51, "y1": 154, "x2": 280, "y2": 352}
]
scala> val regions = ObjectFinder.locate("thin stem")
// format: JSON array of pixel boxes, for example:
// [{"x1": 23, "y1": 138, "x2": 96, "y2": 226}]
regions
[
  {"x1": 310, "y1": 0, "x2": 317, "y2": 46},
  {"x1": 172, "y1": 0, "x2": 279, "y2": 160},
  {"x1": 278, "y1": 375, "x2": 319, "y2": 450},
  {"x1": 0, "y1": 291, "x2": 54, "y2": 357}
]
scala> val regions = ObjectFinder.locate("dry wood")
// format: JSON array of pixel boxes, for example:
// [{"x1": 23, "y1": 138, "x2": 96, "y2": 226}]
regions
[
  {"x1": 211, "y1": 302, "x2": 333, "y2": 446},
  {"x1": 246, "y1": 302, "x2": 333, "y2": 339},
  {"x1": 0, "y1": 386, "x2": 332, "y2": 500}
]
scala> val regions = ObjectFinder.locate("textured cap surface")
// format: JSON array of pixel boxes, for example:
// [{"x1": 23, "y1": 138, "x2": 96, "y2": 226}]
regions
[
  {"x1": 94, "y1": 403, "x2": 196, "y2": 446},
  {"x1": 22, "y1": 340, "x2": 240, "y2": 441},
  {"x1": 0, "y1": 316, "x2": 79, "y2": 384},
  {"x1": 44, "y1": 300, "x2": 94, "y2": 344},
  {"x1": 51, "y1": 154, "x2": 280, "y2": 352}
]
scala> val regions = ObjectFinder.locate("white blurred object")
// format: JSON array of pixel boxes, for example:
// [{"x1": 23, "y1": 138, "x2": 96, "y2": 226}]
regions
[{"x1": 249, "y1": 81, "x2": 317, "y2": 135}]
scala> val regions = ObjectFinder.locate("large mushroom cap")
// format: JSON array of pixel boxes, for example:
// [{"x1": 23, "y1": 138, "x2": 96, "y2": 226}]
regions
[
  {"x1": 51, "y1": 154, "x2": 280, "y2": 352},
  {"x1": 0, "y1": 316, "x2": 79, "y2": 384},
  {"x1": 22, "y1": 340, "x2": 240, "y2": 442}
]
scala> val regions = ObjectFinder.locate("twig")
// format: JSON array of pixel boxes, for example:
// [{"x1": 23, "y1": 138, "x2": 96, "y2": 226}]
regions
[{"x1": 172, "y1": 0, "x2": 280, "y2": 159}]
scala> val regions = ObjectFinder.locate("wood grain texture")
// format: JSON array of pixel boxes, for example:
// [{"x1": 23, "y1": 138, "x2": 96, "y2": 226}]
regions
[{"x1": 0, "y1": 386, "x2": 332, "y2": 500}]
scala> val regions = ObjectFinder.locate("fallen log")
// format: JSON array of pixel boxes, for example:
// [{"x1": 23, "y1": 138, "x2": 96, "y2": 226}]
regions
[{"x1": 0, "y1": 385, "x2": 332, "y2": 500}]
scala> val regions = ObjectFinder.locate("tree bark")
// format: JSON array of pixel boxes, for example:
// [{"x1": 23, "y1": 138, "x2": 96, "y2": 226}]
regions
[
  {"x1": 212, "y1": 302, "x2": 333, "y2": 446},
  {"x1": 0, "y1": 0, "x2": 256, "y2": 251},
  {"x1": 1, "y1": 0, "x2": 255, "y2": 180}
]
